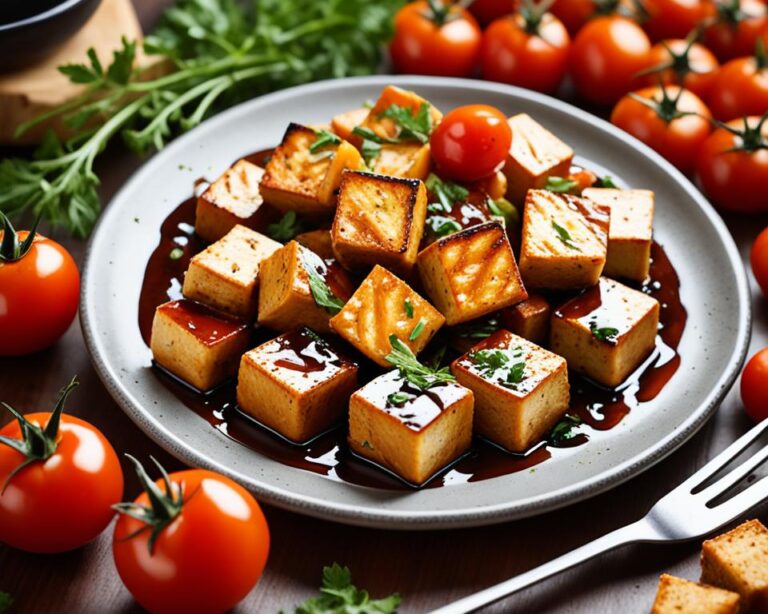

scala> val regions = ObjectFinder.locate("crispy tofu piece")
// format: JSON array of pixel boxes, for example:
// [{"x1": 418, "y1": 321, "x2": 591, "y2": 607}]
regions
[
  {"x1": 582, "y1": 187, "x2": 654, "y2": 282},
  {"x1": 331, "y1": 171, "x2": 427, "y2": 275},
  {"x1": 550, "y1": 277, "x2": 660, "y2": 387},
  {"x1": 701, "y1": 520, "x2": 768, "y2": 612},
  {"x1": 417, "y1": 221, "x2": 528, "y2": 326},
  {"x1": 519, "y1": 189, "x2": 610, "y2": 290},
  {"x1": 150, "y1": 299, "x2": 250, "y2": 391},
  {"x1": 294, "y1": 229, "x2": 334, "y2": 260},
  {"x1": 360, "y1": 85, "x2": 443, "y2": 141},
  {"x1": 348, "y1": 369, "x2": 473, "y2": 485},
  {"x1": 182, "y1": 225, "x2": 281, "y2": 319},
  {"x1": 331, "y1": 107, "x2": 369, "y2": 142},
  {"x1": 504, "y1": 113, "x2": 574, "y2": 204},
  {"x1": 236, "y1": 328, "x2": 358, "y2": 443},
  {"x1": 370, "y1": 142, "x2": 432, "y2": 180},
  {"x1": 651, "y1": 575, "x2": 741, "y2": 614},
  {"x1": 257, "y1": 241, "x2": 354, "y2": 334},
  {"x1": 260, "y1": 123, "x2": 363, "y2": 215},
  {"x1": 452, "y1": 330, "x2": 569, "y2": 453},
  {"x1": 330, "y1": 265, "x2": 444, "y2": 367},
  {"x1": 500, "y1": 294, "x2": 551, "y2": 345}
]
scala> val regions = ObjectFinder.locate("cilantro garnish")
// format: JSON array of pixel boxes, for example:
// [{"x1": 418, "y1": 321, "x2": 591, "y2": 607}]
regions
[
  {"x1": 387, "y1": 391, "x2": 415, "y2": 406},
  {"x1": 309, "y1": 129, "x2": 341, "y2": 153},
  {"x1": 303, "y1": 253, "x2": 344, "y2": 315},
  {"x1": 596, "y1": 175, "x2": 618, "y2": 188},
  {"x1": 425, "y1": 173, "x2": 469, "y2": 213},
  {"x1": 385, "y1": 335, "x2": 455, "y2": 391},
  {"x1": 427, "y1": 215, "x2": 462, "y2": 238},
  {"x1": 267, "y1": 211, "x2": 304, "y2": 242},
  {"x1": 404, "y1": 298, "x2": 414, "y2": 319},
  {"x1": 379, "y1": 102, "x2": 433, "y2": 143},
  {"x1": 469, "y1": 348, "x2": 526, "y2": 390}
]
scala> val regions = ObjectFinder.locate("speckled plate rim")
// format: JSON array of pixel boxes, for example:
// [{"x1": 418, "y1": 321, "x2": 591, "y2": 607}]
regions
[{"x1": 80, "y1": 75, "x2": 751, "y2": 530}]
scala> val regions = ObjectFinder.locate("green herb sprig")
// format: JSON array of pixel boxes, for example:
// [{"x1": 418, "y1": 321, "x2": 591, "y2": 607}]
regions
[
  {"x1": 590, "y1": 322, "x2": 620, "y2": 344},
  {"x1": 268, "y1": 211, "x2": 304, "y2": 242},
  {"x1": 551, "y1": 220, "x2": 581, "y2": 251},
  {"x1": 425, "y1": 173, "x2": 469, "y2": 213},
  {"x1": 545, "y1": 176, "x2": 578, "y2": 194},
  {"x1": 379, "y1": 102, "x2": 433, "y2": 143},
  {"x1": 303, "y1": 251, "x2": 345, "y2": 315},
  {"x1": 385, "y1": 335, "x2": 455, "y2": 390},
  {"x1": 427, "y1": 215, "x2": 462, "y2": 238},
  {"x1": 549, "y1": 414, "x2": 583, "y2": 446},
  {"x1": 469, "y1": 348, "x2": 526, "y2": 390},
  {"x1": 309, "y1": 129, "x2": 341, "y2": 153}
]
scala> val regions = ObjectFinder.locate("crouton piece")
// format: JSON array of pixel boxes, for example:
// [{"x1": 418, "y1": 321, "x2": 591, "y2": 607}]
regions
[
  {"x1": 370, "y1": 142, "x2": 432, "y2": 180},
  {"x1": 500, "y1": 294, "x2": 551, "y2": 345},
  {"x1": 452, "y1": 330, "x2": 569, "y2": 453},
  {"x1": 651, "y1": 575, "x2": 740, "y2": 614},
  {"x1": 504, "y1": 113, "x2": 574, "y2": 204},
  {"x1": 257, "y1": 241, "x2": 354, "y2": 334},
  {"x1": 582, "y1": 187, "x2": 654, "y2": 282},
  {"x1": 295, "y1": 229, "x2": 334, "y2": 260},
  {"x1": 701, "y1": 519, "x2": 768, "y2": 612},
  {"x1": 260, "y1": 123, "x2": 363, "y2": 215},
  {"x1": 150, "y1": 299, "x2": 250, "y2": 392},
  {"x1": 331, "y1": 171, "x2": 427, "y2": 275},
  {"x1": 519, "y1": 189, "x2": 610, "y2": 289},
  {"x1": 550, "y1": 277, "x2": 660, "y2": 387},
  {"x1": 417, "y1": 221, "x2": 528, "y2": 326},
  {"x1": 331, "y1": 107, "x2": 369, "y2": 142},
  {"x1": 182, "y1": 225, "x2": 281, "y2": 319},
  {"x1": 330, "y1": 265, "x2": 444, "y2": 367},
  {"x1": 360, "y1": 85, "x2": 443, "y2": 141},
  {"x1": 348, "y1": 369, "x2": 473, "y2": 485},
  {"x1": 236, "y1": 328, "x2": 358, "y2": 443}
]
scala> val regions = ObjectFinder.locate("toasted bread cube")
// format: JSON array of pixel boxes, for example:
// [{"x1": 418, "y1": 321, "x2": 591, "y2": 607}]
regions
[
  {"x1": 360, "y1": 85, "x2": 443, "y2": 141},
  {"x1": 258, "y1": 241, "x2": 354, "y2": 334},
  {"x1": 182, "y1": 225, "x2": 281, "y2": 319},
  {"x1": 331, "y1": 171, "x2": 427, "y2": 275},
  {"x1": 150, "y1": 300, "x2": 250, "y2": 391},
  {"x1": 236, "y1": 328, "x2": 358, "y2": 443},
  {"x1": 504, "y1": 113, "x2": 574, "y2": 204},
  {"x1": 582, "y1": 187, "x2": 654, "y2": 282},
  {"x1": 260, "y1": 123, "x2": 363, "y2": 215},
  {"x1": 330, "y1": 265, "x2": 444, "y2": 367},
  {"x1": 651, "y1": 575, "x2": 740, "y2": 614},
  {"x1": 417, "y1": 221, "x2": 528, "y2": 326},
  {"x1": 550, "y1": 277, "x2": 660, "y2": 387},
  {"x1": 452, "y1": 330, "x2": 569, "y2": 453},
  {"x1": 500, "y1": 294, "x2": 551, "y2": 345},
  {"x1": 331, "y1": 107, "x2": 369, "y2": 142},
  {"x1": 701, "y1": 519, "x2": 768, "y2": 612},
  {"x1": 295, "y1": 229, "x2": 334, "y2": 259},
  {"x1": 370, "y1": 142, "x2": 432, "y2": 180},
  {"x1": 348, "y1": 370, "x2": 473, "y2": 484},
  {"x1": 519, "y1": 190, "x2": 610, "y2": 290}
]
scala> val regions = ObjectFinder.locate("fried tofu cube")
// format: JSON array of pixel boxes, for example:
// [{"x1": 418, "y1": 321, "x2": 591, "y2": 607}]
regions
[
  {"x1": 348, "y1": 370, "x2": 473, "y2": 485},
  {"x1": 236, "y1": 328, "x2": 358, "y2": 443},
  {"x1": 417, "y1": 221, "x2": 528, "y2": 326},
  {"x1": 504, "y1": 113, "x2": 574, "y2": 204},
  {"x1": 260, "y1": 123, "x2": 363, "y2": 215},
  {"x1": 452, "y1": 330, "x2": 569, "y2": 453},
  {"x1": 258, "y1": 241, "x2": 354, "y2": 334},
  {"x1": 701, "y1": 519, "x2": 768, "y2": 612},
  {"x1": 500, "y1": 294, "x2": 551, "y2": 345},
  {"x1": 519, "y1": 189, "x2": 610, "y2": 290},
  {"x1": 360, "y1": 85, "x2": 443, "y2": 141},
  {"x1": 550, "y1": 277, "x2": 660, "y2": 387},
  {"x1": 582, "y1": 187, "x2": 654, "y2": 282},
  {"x1": 331, "y1": 171, "x2": 427, "y2": 275},
  {"x1": 331, "y1": 107, "x2": 369, "y2": 142},
  {"x1": 150, "y1": 299, "x2": 250, "y2": 392},
  {"x1": 370, "y1": 143, "x2": 432, "y2": 180},
  {"x1": 329, "y1": 265, "x2": 444, "y2": 367},
  {"x1": 651, "y1": 575, "x2": 741, "y2": 614},
  {"x1": 182, "y1": 225, "x2": 281, "y2": 319},
  {"x1": 294, "y1": 229, "x2": 334, "y2": 260}
]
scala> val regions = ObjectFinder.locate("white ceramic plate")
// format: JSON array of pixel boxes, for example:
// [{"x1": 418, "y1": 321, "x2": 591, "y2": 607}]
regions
[{"x1": 81, "y1": 76, "x2": 750, "y2": 529}]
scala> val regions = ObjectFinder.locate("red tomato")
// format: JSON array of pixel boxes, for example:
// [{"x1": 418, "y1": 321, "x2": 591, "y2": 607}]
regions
[
  {"x1": 704, "y1": 0, "x2": 768, "y2": 61},
  {"x1": 643, "y1": 0, "x2": 716, "y2": 42},
  {"x1": 114, "y1": 461, "x2": 270, "y2": 614},
  {"x1": 390, "y1": 1, "x2": 482, "y2": 77},
  {"x1": 639, "y1": 38, "x2": 720, "y2": 100},
  {"x1": 741, "y1": 347, "x2": 768, "y2": 421},
  {"x1": 0, "y1": 379, "x2": 123, "y2": 553},
  {"x1": 430, "y1": 104, "x2": 512, "y2": 181},
  {"x1": 481, "y1": 11, "x2": 571, "y2": 94},
  {"x1": 469, "y1": 0, "x2": 519, "y2": 27},
  {"x1": 750, "y1": 226, "x2": 768, "y2": 295},
  {"x1": 551, "y1": 0, "x2": 596, "y2": 34},
  {"x1": 696, "y1": 115, "x2": 768, "y2": 212},
  {"x1": 570, "y1": 15, "x2": 653, "y2": 106},
  {"x1": 708, "y1": 53, "x2": 768, "y2": 120}
]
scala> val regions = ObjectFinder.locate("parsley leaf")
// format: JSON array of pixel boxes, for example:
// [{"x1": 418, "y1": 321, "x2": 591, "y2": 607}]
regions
[
  {"x1": 425, "y1": 173, "x2": 469, "y2": 213},
  {"x1": 409, "y1": 318, "x2": 426, "y2": 341},
  {"x1": 596, "y1": 175, "x2": 618, "y2": 188},
  {"x1": 268, "y1": 211, "x2": 304, "y2": 242},
  {"x1": 0, "y1": 592, "x2": 12, "y2": 614},
  {"x1": 549, "y1": 414, "x2": 583, "y2": 446},
  {"x1": 380, "y1": 102, "x2": 433, "y2": 143},
  {"x1": 387, "y1": 391, "x2": 415, "y2": 406},
  {"x1": 427, "y1": 215, "x2": 462, "y2": 238},
  {"x1": 404, "y1": 298, "x2": 414, "y2": 319},
  {"x1": 303, "y1": 252, "x2": 345, "y2": 315},
  {"x1": 590, "y1": 322, "x2": 620, "y2": 344},
  {"x1": 469, "y1": 348, "x2": 526, "y2": 390},
  {"x1": 310, "y1": 129, "x2": 341, "y2": 153},
  {"x1": 351, "y1": 126, "x2": 396, "y2": 167},
  {"x1": 545, "y1": 176, "x2": 578, "y2": 194},
  {"x1": 385, "y1": 335, "x2": 455, "y2": 390},
  {"x1": 551, "y1": 220, "x2": 581, "y2": 251}
]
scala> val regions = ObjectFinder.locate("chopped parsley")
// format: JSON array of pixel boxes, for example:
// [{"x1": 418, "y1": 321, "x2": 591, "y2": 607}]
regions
[
  {"x1": 303, "y1": 254, "x2": 345, "y2": 315},
  {"x1": 309, "y1": 129, "x2": 341, "y2": 153},
  {"x1": 404, "y1": 298, "x2": 414, "y2": 319},
  {"x1": 409, "y1": 318, "x2": 426, "y2": 341},
  {"x1": 427, "y1": 215, "x2": 462, "y2": 238},
  {"x1": 596, "y1": 175, "x2": 618, "y2": 188},
  {"x1": 351, "y1": 126, "x2": 397, "y2": 167},
  {"x1": 379, "y1": 102, "x2": 433, "y2": 143},
  {"x1": 469, "y1": 347, "x2": 526, "y2": 390},
  {"x1": 545, "y1": 176, "x2": 578, "y2": 194},
  {"x1": 552, "y1": 220, "x2": 581, "y2": 251},
  {"x1": 385, "y1": 335, "x2": 455, "y2": 391},
  {"x1": 169, "y1": 247, "x2": 184, "y2": 260},
  {"x1": 549, "y1": 414, "x2": 583, "y2": 446},
  {"x1": 425, "y1": 173, "x2": 469, "y2": 213},
  {"x1": 387, "y1": 391, "x2": 415, "y2": 406},
  {"x1": 267, "y1": 211, "x2": 304, "y2": 242},
  {"x1": 590, "y1": 322, "x2": 620, "y2": 344},
  {"x1": 487, "y1": 196, "x2": 519, "y2": 227}
]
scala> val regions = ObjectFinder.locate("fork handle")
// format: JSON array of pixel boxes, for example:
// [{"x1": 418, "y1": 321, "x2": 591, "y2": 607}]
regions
[{"x1": 428, "y1": 518, "x2": 657, "y2": 614}]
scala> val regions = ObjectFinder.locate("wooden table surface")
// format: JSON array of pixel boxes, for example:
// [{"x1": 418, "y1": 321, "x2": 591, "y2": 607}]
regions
[{"x1": 2, "y1": 2, "x2": 767, "y2": 613}]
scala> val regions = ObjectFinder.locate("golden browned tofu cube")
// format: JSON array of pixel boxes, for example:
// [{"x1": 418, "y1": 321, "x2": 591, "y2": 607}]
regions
[
  {"x1": 258, "y1": 241, "x2": 354, "y2": 334},
  {"x1": 701, "y1": 520, "x2": 768, "y2": 612},
  {"x1": 417, "y1": 221, "x2": 528, "y2": 326},
  {"x1": 370, "y1": 143, "x2": 432, "y2": 180},
  {"x1": 550, "y1": 277, "x2": 660, "y2": 387},
  {"x1": 331, "y1": 107, "x2": 369, "y2": 142},
  {"x1": 150, "y1": 299, "x2": 250, "y2": 392},
  {"x1": 452, "y1": 330, "x2": 569, "y2": 453},
  {"x1": 582, "y1": 187, "x2": 654, "y2": 282},
  {"x1": 360, "y1": 85, "x2": 443, "y2": 141},
  {"x1": 500, "y1": 294, "x2": 551, "y2": 345},
  {"x1": 348, "y1": 369, "x2": 473, "y2": 485},
  {"x1": 236, "y1": 328, "x2": 358, "y2": 443},
  {"x1": 294, "y1": 229, "x2": 334, "y2": 260},
  {"x1": 331, "y1": 171, "x2": 427, "y2": 275},
  {"x1": 651, "y1": 575, "x2": 740, "y2": 614},
  {"x1": 504, "y1": 113, "x2": 574, "y2": 204},
  {"x1": 330, "y1": 265, "x2": 444, "y2": 367},
  {"x1": 519, "y1": 190, "x2": 610, "y2": 290},
  {"x1": 182, "y1": 225, "x2": 281, "y2": 319},
  {"x1": 260, "y1": 123, "x2": 363, "y2": 215}
]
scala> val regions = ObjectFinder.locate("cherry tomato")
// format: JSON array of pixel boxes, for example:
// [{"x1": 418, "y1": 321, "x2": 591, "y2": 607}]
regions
[
  {"x1": 639, "y1": 38, "x2": 720, "y2": 100},
  {"x1": 750, "y1": 226, "x2": 768, "y2": 295},
  {"x1": 741, "y1": 347, "x2": 768, "y2": 421},
  {"x1": 704, "y1": 0, "x2": 768, "y2": 61},
  {"x1": 390, "y1": 1, "x2": 482, "y2": 77},
  {"x1": 708, "y1": 53, "x2": 768, "y2": 120},
  {"x1": 430, "y1": 104, "x2": 512, "y2": 181},
  {"x1": 0, "y1": 216, "x2": 79, "y2": 357},
  {"x1": 551, "y1": 0, "x2": 597, "y2": 34},
  {"x1": 696, "y1": 115, "x2": 768, "y2": 212},
  {"x1": 643, "y1": 0, "x2": 716, "y2": 42},
  {"x1": 0, "y1": 379, "x2": 123, "y2": 553},
  {"x1": 570, "y1": 15, "x2": 653, "y2": 106},
  {"x1": 114, "y1": 460, "x2": 270, "y2": 614},
  {"x1": 481, "y1": 10, "x2": 571, "y2": 94},
  {"x1": 469, "y1": 0, "x2": 519, "y2": 27}
]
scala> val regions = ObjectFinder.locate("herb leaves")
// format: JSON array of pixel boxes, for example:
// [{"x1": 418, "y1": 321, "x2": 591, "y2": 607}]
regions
[
  {"x1": 590, "y1": 322, "x2": 620, "y2": 344},
  {"x1": 469, "y1": 347, "x2": 527, "y2": 390},
  {"x1": 551, "y1": 220, "x2": 581, "y2": 251},
  {"x1": 545, "y1": 176, "x2": 578, "y2": 194},
  {"x1": 425, "y1": 173, "x2": 468, "y2": 214},
  {"x1": 549, "y1": 414, "x2": 583, "y2": 446},
  {"x1": 385, "y1": 335, "x2": 455, "y2": 391},
  {"x1": 303, "y1": 252, "x2": 345, "y2": 315},
  {"x1": 309, "y1": 129, "x2": 341, "y2": 153}
]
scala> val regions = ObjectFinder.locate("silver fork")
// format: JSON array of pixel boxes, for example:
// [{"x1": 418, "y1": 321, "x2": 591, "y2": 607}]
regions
[{"x1": 429, "y1": 418, "x2": 768, "y2": 614}]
